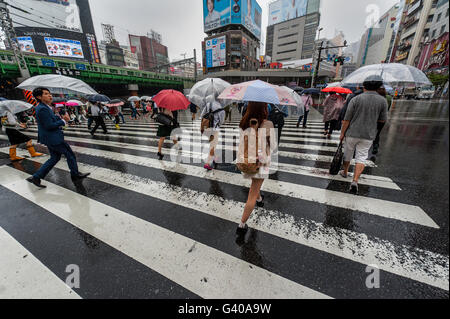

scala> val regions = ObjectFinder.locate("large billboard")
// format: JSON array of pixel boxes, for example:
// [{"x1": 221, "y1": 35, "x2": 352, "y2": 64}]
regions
[
  {"x1": 45, "y1": 37, "x2": 84, "y2": 59},
  {"x1": 205, "y1": 35, "x2": 226, "y2": 68},
  {"x1": 17, "y1": 37, "x2": 36, "y2": 53},
  {"x1": 8, "y1": 0, "x2": 83, "y2": 33},
  {"x1": 203, "y1": 0, "x2": 262, "y2": 40},
  {"x1": 269, "y1": 0, "x2": 309, "y2": 26}
]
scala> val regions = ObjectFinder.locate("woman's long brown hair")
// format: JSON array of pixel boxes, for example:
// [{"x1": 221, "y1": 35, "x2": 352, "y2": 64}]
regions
[{"x1": 239, "y1": 102, "x2": 268, "y2": 130}]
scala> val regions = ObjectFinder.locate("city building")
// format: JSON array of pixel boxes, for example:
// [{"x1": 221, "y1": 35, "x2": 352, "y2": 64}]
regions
[
  {"x1": 416, "y1": 0, "x2": 449, "y2": 74},
  {"x1": 357, "y1": 4, "x2": 400, "y2": 66},
  {"x1": 129, "y1": 33, "x2": 169, "y2": 72},
  {"x1": 265, "y1": 0, "x2": 321, "y2": 64},
  {"x1": 265, "y1": 12, "x2": 320, "y2": 63},
  {"x1": 202, "y1": 0, "x2": 263, "y2": 74},
  {"x1": 202, "y1": 29, "x2": 261, "y2": 73},
  {"x1": 121, "y1": 46, "x2": 139, "y2": 70},
  {"x1": 393, "y1": 0, "x2": 439, "y2": 66},
  {"x1": 97, "y1": 40, "x2": 125, "y2": 67},
  {"x1": 7, "y1": 0, "x2": 101, "y2": 63}
]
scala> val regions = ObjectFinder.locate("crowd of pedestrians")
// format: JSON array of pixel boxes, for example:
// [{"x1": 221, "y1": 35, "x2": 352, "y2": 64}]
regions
[{"x1": 0, "y1": 75, "x2": 391, "y2": 241}]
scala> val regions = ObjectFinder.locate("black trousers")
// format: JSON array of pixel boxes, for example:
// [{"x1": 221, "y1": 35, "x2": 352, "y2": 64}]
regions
[
  {"x1": 325, "y1": 120, "x2": 338, "y2": 135},
  {"x1": 91, "y1": 116, "x2": 107, "y2": 134}
]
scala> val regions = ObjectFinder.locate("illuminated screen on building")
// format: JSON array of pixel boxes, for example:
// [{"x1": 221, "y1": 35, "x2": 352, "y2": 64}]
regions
[
  {"x1": 203, "y1": 0, "x2": 262, "y2": 40},
  {"x1": 268, "y1": 0, "x2": 320, "y2": 26},
  {"x1": 45, "y1": 37, "x2": 84, "y2": 58}
]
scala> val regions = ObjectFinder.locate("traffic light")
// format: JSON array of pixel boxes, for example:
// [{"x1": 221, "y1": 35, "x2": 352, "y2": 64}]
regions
[{"x1": 334, "y1": 57, "x2": 339, "y2": 67}]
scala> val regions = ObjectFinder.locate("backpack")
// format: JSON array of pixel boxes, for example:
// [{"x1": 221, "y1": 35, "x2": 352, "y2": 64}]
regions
[
  {"x1": 236, "y1": 119, "x2": 262, "y2": 175},
  {"x1": 201, "y1": 104, "x2": 224, "y2": 134},
  {"x1": 268, "y1": 105, "x2": 285, "y2": 127}
]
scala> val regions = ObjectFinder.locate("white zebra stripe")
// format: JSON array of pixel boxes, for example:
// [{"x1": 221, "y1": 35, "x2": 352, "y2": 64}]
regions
[{"x1": 0, "y1": 225, "x2": 81, "y2": 299}]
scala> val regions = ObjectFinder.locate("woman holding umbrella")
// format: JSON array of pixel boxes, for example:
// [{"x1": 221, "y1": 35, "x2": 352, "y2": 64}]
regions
[
  {"x1": 218, "y1": 80, "x2": 296, "y2": 238},
  {"x1": 152, "y1": 90, "x2": 189, "y2": 161},
  {"x1": 321, "y1": 87, "x2": 350, "y2": 139},
  {"x1": 0, "y1": 101, "x2": 43, "y2": 161}
]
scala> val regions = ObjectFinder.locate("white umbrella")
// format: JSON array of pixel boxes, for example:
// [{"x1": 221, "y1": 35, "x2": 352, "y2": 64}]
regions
[
  {"x1": 326, "y1": 82, "x2": 342, "y2": 88},
  {"x1": 189, "y1": 78, "x2": 231, "y2": 108},
  {"x1": 140, "y1": 96, "x2": 152, "y2": 101},
  {"x1": 0, "y1": 100, "x2": 34, "y2": 117},
  {"x1": 17, "y1": 74, "x2": 98, "y2": 95},
  {"x1": 281, "y1": 86, "x2": 305, "y2": 117},
  {"x1": 128, "y1": 96, "x2": 141, "y2": 102},
  {"x1": 342, "y1": 63, "x2": 432, "y2": 87}
]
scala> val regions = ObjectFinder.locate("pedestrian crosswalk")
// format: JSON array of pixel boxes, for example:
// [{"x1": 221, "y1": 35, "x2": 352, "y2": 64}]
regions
[{"x1": 0, "y1": 113, "x2": 448, "y2": 299}]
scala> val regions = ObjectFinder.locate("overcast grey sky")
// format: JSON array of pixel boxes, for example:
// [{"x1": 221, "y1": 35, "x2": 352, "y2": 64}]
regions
[{"x1": 89, "y1": 0, "x2": 399, "y2": 63}]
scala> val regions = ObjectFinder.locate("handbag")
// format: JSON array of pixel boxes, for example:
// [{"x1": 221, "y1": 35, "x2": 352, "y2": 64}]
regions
[
  {"x1": 155, "y1": 113, "x2": 173, "y2": 126},
  {"x1": 329, "y1": 141, "x2": 344, "y2": 175}
]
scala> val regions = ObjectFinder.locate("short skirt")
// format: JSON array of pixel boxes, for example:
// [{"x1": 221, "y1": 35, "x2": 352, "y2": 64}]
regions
[
  {"x1": 5, "y1": 128, "x2": 31, "y2": 145},
  {"x1": 157, "y1": 124, "x2": 173, "y2": 138}
]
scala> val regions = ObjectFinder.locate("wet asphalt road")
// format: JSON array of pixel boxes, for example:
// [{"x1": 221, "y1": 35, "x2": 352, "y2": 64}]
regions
[{"x1": 0, "y1": 99, "x2": 448, "y2": 299}]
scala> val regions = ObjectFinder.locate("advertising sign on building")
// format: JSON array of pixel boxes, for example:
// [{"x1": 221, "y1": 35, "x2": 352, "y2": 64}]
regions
[
  {"x1": 205, "y1": 35, "x2": 226, "y2": 68},
  {"x1": 269, "y1": 0, "x2": 310, "y2": 26},
  {"x1": 45, "y1": 37, "x2": 84, "y2": 58},
  {"x1": 16, "y1": 37, "x2": 36, "y2": 53},
  {"x1": 203, "y1": 0, "x2": 262, "y2": 40}
]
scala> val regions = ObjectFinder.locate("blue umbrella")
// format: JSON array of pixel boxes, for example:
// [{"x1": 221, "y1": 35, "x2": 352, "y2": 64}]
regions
[
  {"x1": 0, "y1": 97, "x2": 7, "y2": 101},
  {"x1": 88, "y1": 94, "x2": 110, "y2": 103},
  {"x1": 302, "y1": 88, "x2": 321, "y2": 95}
]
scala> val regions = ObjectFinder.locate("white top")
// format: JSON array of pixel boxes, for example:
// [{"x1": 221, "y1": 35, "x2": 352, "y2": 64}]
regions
[{"x1": 201, "y1": 101, "x2": 225, "y2": 132}]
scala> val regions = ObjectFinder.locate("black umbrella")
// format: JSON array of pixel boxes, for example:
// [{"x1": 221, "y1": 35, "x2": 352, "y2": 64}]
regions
[
  {"x1": 88, "y1": 94, "x2": 110, "y2": 103},
  {"x1": 302, "y1": 88, "x2": 321, "y2": 95}
]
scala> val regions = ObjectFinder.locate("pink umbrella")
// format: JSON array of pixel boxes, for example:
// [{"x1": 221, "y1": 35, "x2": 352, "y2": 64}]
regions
[
  {"x1": 65, "y1": 102, "x2": 80, "y2": 107},
  {"x1": 218, "y1": 80, "x2": 297, "y2": 106}
]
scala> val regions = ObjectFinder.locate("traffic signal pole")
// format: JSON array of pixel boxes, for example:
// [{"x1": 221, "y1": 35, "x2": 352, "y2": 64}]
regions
[
  {"x1": 311, "y1": 42, "x2": 348, "y2": 88},
  {"x1": 311, "y1": 41, "x2": 324, "y2": 88}
]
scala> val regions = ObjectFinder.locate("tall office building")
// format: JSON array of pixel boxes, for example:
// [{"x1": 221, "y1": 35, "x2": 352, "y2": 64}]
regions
[
  {"x1": 357, "y1": 4, "x2": 400, "y2": 66},
  {"x1": 201, "y1": 0, "x2": 263, "y2": 74},
  {"x1": 393, "y1": 0, "x2": 439, "y2": 65},
  {"x1": 265, "y1": 0, "x2": 320, "y2": 64},
  {"x1": 416, "y1": 0, "x2": 449, "y2": 74}
]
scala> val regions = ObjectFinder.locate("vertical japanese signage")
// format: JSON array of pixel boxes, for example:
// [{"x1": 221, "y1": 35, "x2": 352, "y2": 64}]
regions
[{"x1": 205, "y1": 35, "x2": 227, "y2": 68}]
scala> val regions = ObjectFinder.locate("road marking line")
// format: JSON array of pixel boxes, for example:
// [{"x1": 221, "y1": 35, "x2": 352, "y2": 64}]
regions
[{"x1": 0, "y1": 225, "x2": 81, "y2": 299}]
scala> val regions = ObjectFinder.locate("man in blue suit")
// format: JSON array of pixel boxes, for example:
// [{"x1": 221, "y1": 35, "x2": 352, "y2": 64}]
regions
[{"x1": 26, "y1": 87, "x2": 90, "y2": 188}]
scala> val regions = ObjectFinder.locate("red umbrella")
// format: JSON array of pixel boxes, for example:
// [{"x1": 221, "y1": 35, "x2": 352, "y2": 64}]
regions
[
  {"x1": 322, "y1": 87, "x2": 353, "y2": 94},
  {"x1": 152, "y1": 90, "x2": 190, "y2": 111}
]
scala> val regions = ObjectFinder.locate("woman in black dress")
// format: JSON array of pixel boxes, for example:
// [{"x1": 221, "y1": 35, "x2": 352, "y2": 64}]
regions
[
  {"x1": 156, "y1": 108, "x2": 179, "y2": 161},
  {"x1": 1, "y1": 110, "x2": 43, "y2": 161}
]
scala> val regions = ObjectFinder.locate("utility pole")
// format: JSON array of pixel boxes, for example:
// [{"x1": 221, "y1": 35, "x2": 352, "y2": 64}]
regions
[
  {"x1": 311, "y1": 41, "x2": 324, "y2": 88},
  {"x1": 0, "y1": 0, "x2": 30, "y2": 79},
  {"x1": 312, "y1": 41, "x2": 348, "y2": 88},
  {"x1": 193, "y1": 48, "x2": 197, "y2": 82}
]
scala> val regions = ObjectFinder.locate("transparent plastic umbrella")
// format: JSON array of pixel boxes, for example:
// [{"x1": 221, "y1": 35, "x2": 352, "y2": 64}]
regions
[
  {"x1": 0, "y1": 100, "x2": 34, "y2": 117},
  {"x1": 281, "y1": 86, "x2": 305, "y2": 117},
  {"x1": 342, "y1": 63, "x2": 432, "y2": 87},
  {"x1": 189, "y1": 78, "x2": 231, "y2": 108},
  {"x1": 128, "y1": 96, "x2": 141, "y2": 102},
  {"x1": 17, "y1": 74, "x2": 98, "y2": 95}
]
